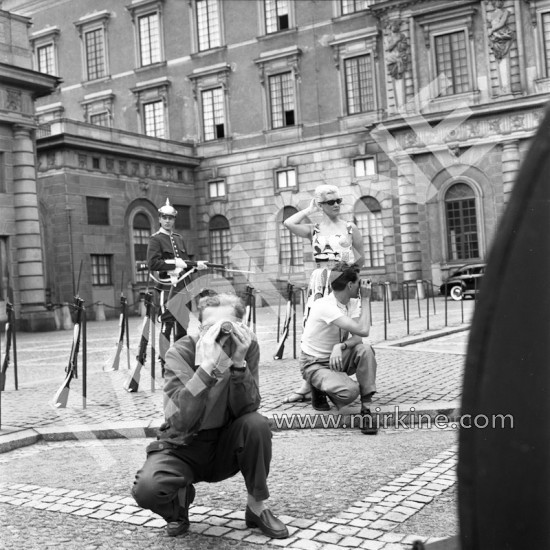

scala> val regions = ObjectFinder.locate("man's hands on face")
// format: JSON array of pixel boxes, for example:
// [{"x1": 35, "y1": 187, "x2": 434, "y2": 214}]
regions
[
  {"x1": 200, "y1": 320, "x2": 252, "y2": 376},
  {"x1": 329, "y1": 344, "x2": 345, "y2": 371},
  {"x1": 228, "y1": 323, "x2": 252, "y2": 369}
]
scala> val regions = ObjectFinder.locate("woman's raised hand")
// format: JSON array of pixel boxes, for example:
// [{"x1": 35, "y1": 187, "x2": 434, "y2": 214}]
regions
[{"x1": 307, "y1": 198, "x2": 321, "y2": 215}]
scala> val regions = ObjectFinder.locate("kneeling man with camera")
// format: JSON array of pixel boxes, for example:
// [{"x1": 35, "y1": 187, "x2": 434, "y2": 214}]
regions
[
  {"x1": 132, "y1": 293, "x2": 289, "y2": 539},
  {"x1": 300, "y1": 262, "x2": 378, "y2": 435}
]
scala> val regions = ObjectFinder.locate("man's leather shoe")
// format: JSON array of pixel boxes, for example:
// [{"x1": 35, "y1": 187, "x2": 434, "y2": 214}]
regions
[
  {"x1": 311, "y1": 385, "x2": 330, "y2": 411},
  {"x1": 360, "y1": 407, "x2": 378, "y2": 435},
  {"x1": 245, "y1": 506, "x2": 289, "y2": 539},
  {"x1": 166, "y1": 484, "x2": 195, "y2": 536}
]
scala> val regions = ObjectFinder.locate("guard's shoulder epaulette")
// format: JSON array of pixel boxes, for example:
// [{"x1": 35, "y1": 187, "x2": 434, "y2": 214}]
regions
[{"x1": 151, "y1": 230, "x2": 162, "y2": 237}]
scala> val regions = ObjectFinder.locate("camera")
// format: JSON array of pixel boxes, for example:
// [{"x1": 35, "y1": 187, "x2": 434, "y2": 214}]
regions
[
  {"x1": 360, "y1": 278, "x2": 372, "y2": 288},
  {"x1": 220, "y1": 321, "x2": 233, "y2": 334}
]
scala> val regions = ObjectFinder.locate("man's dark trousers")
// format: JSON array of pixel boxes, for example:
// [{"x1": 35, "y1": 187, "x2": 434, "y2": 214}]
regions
[{"x1": 132, "y1": 412, "x2": 272, "y2": 521}]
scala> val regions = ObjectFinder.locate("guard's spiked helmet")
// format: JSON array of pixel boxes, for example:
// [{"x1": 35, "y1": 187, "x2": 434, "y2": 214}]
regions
[{"x1": 158, "y1": 198, "x2": 178, "y2": 217}]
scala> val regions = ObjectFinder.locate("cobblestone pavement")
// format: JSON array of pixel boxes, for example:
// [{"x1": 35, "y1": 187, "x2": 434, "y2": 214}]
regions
[
  {"x1": 0, "y1": 430, "x2": 457, "y2": 550},
  {"x1": 0, "y1": 297, "x2": 474, "y2": 549}
]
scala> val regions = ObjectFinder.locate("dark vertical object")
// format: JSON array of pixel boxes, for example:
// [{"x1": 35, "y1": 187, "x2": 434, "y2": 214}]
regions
[
  {"x1": 52, "y1": 296, "x2": 84, "y2": 408},
  {"x1": 82, "y1": 304, "x2": 87, "y2": 409},
  {"x1": 458, "y1": 107, "x2": 550, "y2": 549},
  {"x1": 150, "y1": 312, "x2": 156, "y2": 392},
  {"x1": 124, "y1": 291, "x2": 154, "y2": 392}
]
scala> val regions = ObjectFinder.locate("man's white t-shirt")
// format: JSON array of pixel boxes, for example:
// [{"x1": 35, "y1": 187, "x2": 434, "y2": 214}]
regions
[{"x1": 301, "y1": 293, "x2": 360, "y2": 358}]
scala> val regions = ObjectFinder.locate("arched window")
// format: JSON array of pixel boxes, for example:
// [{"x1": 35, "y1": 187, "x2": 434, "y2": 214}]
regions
[
  {"x1": 209, "y1": 215, "x2": 231, "y2": 266},
  {"x1": 354, "y1": 196, "x2": 384, "y2": 267},
  {"x1": 133, "y1": 212, "x2": 151, "y2": 283},
  {"x1": 445, "y1": 183, "x2": 479, "y2": 261},
  {"x1": 279, "y1": 206, "x2": 304, "y2": 267}
]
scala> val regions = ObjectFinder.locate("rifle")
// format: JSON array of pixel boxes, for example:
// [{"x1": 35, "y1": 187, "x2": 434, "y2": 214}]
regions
[
  {"x1": 52, "y1": 260, "x2": 84, "y2": 408},
  {"x1": 52, "y1": 295, "x2": 85, "y2": 408},
  {"x1": 124, "y1": 290, "x2": 154, "y2": 393},
  {"x1": 135, "y1": 260, "x2": 254, "y2": 287},
  {"x1": 105, "y1": 272, "x2": 128, "y2": 372},
  {"x1": 273, "y1": 282, "x2": 295, "y2": 360},
  {"x1": 244, "y1": 284, "x2": 256, "y2": 332},
  {"x1": 0, "y1": 301, "x2": 14, "y2": 392}
]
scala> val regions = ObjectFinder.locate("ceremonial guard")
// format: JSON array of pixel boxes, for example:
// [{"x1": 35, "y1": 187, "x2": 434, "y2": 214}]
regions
[{"x1": 147, "y1": 199, "x2": 196, "y2": 371}]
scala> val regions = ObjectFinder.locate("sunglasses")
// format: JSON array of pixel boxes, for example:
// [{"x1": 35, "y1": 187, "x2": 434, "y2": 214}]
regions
[{"x1": 320, "y1": 198, "x2": 343, "y2": 206}]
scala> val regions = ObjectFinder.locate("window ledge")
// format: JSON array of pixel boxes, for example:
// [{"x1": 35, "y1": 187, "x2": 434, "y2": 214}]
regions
[
  {"x1": 134, "y1": 61, "x2": 167, "y2": 73},
  {"x1": 332, "y1": 12, "x2": 369, "y2": 23},
  {"x1": 82, "y1": 76, "x2": 112, "y2": 87},
  {"x1": 274, "y1": 187, "x2": 298, "y2": 196},
  {"x1": 263, "y1": 124, "x2": 302, "y2": 144},
  {"x1": 257, "y1": 27, "x2": 297, "y2": 41},
  {"x1": 190, "y1": 45, "x2": 228, "y2": 59}
]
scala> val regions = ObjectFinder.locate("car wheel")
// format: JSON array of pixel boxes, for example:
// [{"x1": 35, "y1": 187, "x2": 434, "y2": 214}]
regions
[{"x1": 450, "y1": 286, "x2": 464, "y2": 301}]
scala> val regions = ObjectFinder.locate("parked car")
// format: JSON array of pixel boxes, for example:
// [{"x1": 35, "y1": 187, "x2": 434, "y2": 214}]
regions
[{"x1": 439, "y1": 263, "x2": 486, "y2": 300}]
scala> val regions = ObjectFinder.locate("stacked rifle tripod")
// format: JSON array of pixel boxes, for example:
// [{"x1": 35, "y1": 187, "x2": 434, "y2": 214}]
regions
[
  {"x1": 0, "y1": 296, "x2": 18, "y2": 430},
  {"x1": 273, "y1": 282, "x2": 306, "y2": 361}
]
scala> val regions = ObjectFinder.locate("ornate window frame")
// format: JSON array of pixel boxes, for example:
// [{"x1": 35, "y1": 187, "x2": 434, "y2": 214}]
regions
[
  {"x1": 74, "y1": 10, "x2": 111, "y2": 83},
  {"x1": 30, "y1": 27, "x2": 60, "y2": 76},
  {"x1": 188, "y1": 63, "x2": 231, "y2": 142},
  {"x1": 81, "y1": 89, "x2": 114, "y2": 126},
  {"x1": 417, "y1": 6, "x2": 479, "y2": 103},
  {"x1": 189, "y1": 0, "x2": 225, "y2": 54},
  {"x1": 329, "y1": 27, "x2": 380, "y2": 128},
  {"x1": 254, "y1": 46, "x2": 302, "y2": 137},
  {"x1": 131, "y1": 76, "x2": 170, "y2": 138},
  {"x1": 259, "y1": 0, "x2": 296, "y2": 37},
  {"x1": 438, "y1": 175, "x2": 485, "y2": 264},
  {"x1": 127, "y1": 0, "x2": 166, "y2": 70}
]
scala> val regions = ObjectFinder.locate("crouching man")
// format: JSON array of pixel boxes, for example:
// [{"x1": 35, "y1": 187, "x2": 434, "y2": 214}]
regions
[
  {"x1": 300, "y1": 262, "x2": 378, "y2": 435},
  {"x1": 132, "y1": 293, "x2": 289, "y2": 539}
]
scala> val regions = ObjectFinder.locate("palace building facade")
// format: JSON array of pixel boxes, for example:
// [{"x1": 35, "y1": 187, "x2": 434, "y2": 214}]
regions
[{"x1": 1, "y1": 0, "x2": 548, "y2": 326}]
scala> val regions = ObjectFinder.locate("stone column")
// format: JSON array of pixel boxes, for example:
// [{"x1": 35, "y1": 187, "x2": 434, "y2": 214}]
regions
[
  {"x1": 13, "y1": 125, "x2": 55, "y2": 331},
  {"x1": 502, "y1": 139, "x2": 520, "y2": 206},
  {"x1": 396, "y1": 154, "x2": 422, "y2": 283}
]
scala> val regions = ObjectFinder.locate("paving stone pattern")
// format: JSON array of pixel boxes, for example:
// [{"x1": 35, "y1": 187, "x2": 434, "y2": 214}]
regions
[{"x1": 0, "y1": 297, "x2": 473, "y2": 549}]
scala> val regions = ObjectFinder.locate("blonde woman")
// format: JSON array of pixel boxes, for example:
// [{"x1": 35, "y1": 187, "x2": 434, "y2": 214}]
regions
[{"x1": 281, "y1": 185, "x2": 365, "y2": 407}]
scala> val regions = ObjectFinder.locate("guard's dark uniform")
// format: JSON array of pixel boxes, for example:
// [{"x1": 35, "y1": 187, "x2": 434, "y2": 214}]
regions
[{"x1": 147, "y1": 229, "x2": 193, "y2": 367}]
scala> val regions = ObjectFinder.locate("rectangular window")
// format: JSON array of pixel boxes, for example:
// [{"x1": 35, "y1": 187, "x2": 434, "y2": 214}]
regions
[
  {"x1": 542, "y1": 12, "x2": 550, "y2": 77},
  {"x1": 86, "y1": 196, "x2": 109, "y2": 225},
  {"x1": 85, "y1": 28, "x2": 106, "y2": 80},
  {"x1": 269, "y1": 72, "x2": 295, "y2": 128},
  {"x1": 138, "y1": 12, "x2": 161, "y2": 66},
  {"x1": 210, "y1": 228, "x2": 230, "y2": 266},
  {"x1": 133, "y1": 228, "x2": 149, "y2": 283},
  {"x1": 202, "y1": 88, "x2": 225, "y2": 140},
  {"x1": 341, "y1": 0, "x2": 370, "y2": 15},
  {"x1": 354, "y1": 158, "x2": 376, "y2": 177},
  {"x1": 446, "y1": 199, "x2": 479, "y2": 260},
  {"x1": 143, "y1": 100, "x2": 165, "y2": 138},
  {"x1": 345, "y1": 55, "x2": 375, "y2": 114},
  {"x1": 434, "y1": 30, "x2": 470, "y2": 96},
  {"x1": 197, "y1": 0, "x2": 221, "y2": 51},
  {"x1": 208, "y1": 179, "x2": 226, "y2": 199},
  {"x1": 276, "y1": 169, "x2": 296, "y2": 190},
  {"x1": 91, "y1": 254, "x2": 112, "y2": 286},
  {"x1": 37, "y1": 43, "x2": 55, "y2": 75},
  {"x1": 173, "y1": 205, "x2": 192, "y2": 230},
  {"x1": 265, "y1": 0, "x2": 289, "y2": 34},
  {"x1": 90, "y1": 112, "x2": 111, "y2": 127}
]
